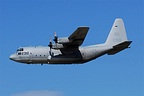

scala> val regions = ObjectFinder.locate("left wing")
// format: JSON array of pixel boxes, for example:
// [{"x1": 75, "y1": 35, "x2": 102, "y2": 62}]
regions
[
  {"x1": 52, "y1": 27, "x2": 89, "y2": 55},
  {"x1": 67, "y1": 26, "x2": 90, "y2": 47}
]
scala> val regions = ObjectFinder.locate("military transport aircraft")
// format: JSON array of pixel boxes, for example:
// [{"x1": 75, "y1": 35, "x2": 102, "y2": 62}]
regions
[{"x1": 10, "y1": 18, "x2": 132, "y2": 64}]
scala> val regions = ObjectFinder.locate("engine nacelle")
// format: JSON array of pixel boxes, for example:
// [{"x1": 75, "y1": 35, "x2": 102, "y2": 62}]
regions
[{"x1": 57, "y1": 37, "x2": 71, "y2": 44}]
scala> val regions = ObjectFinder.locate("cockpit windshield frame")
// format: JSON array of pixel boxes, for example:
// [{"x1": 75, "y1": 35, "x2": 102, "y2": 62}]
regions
[{"x1": 17, "y1": 48, "x2": 24, "y2": 52}]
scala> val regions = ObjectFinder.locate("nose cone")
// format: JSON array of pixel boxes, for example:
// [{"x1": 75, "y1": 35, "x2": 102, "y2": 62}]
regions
[{"x1": 9, "y1": 54, "x2": 17, "y2": 61}]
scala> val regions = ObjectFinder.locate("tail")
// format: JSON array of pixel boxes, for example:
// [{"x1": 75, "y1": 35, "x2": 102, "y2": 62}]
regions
[
  {"x1": 105, "y1": 18, "x2": 132, "y2": 55},
  {"x1": 105, "y1": 18, "x2": 128, "y2": 46}
]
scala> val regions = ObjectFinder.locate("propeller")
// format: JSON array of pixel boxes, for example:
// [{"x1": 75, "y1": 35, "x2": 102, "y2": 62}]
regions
[
  {"x1": 48, "y1": 37, "x2": 52, "y2": 50},
  {"x1": 48, "y1": 32, "x2": 58, "y2": 53},
  {"x1": 53, "y1": 32, "x2": 58, "y2": 43}
]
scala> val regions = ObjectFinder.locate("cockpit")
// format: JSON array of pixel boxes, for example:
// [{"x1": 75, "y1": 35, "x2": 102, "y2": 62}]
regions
[
  {"x1": 16, "y1": 48, "x2": 29, "y2": 55},
  {"x1": 17, "y1": 48, "x2": 24, "y2": 52},
  {"x1": 17, "y1": 48, "x2": 24, "y2": 55},
  {"x1": 10, "y1": 47, "x2": 30, "y2": 63}
]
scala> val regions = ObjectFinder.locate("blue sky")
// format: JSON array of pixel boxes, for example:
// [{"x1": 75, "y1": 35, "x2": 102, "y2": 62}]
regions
[{"x1": 0, "y1": 0, "x2": 143, "y2": 96}]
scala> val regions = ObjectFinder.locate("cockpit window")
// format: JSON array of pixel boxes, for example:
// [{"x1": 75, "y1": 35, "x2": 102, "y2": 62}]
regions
[
  {"x1": 18, "y1": 52, "x2": 21, "y2": 55},
  {"x1": 16, "y1": 48, "x2": 30, "y2": 56},
  {"x1": 17, "y1": 48, "x2": 24, "y2": 51}
]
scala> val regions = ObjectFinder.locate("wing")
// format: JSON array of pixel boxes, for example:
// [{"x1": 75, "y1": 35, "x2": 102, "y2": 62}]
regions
[
  {"x1": 60, "y1": 26, "x2": 89, "y2": 55},
  {"x1": 68, "y1": 26, "x2": 89, "y2": 47}
]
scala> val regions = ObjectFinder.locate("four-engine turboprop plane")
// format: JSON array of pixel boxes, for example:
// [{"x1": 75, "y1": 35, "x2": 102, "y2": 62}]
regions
[{"x1": 10, "y1": 18, "x2": 132, "y2": 64}]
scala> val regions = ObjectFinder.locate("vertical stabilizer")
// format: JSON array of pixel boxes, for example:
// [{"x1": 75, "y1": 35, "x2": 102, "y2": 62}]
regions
[{"x1": 105, "y1": 18, "x2": 128, "y2": 46}]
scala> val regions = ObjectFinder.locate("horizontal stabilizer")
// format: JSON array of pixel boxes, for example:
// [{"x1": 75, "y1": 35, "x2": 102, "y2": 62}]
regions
[{"x1": 107, "y1": 41, "x2": 132, "y2": 55}]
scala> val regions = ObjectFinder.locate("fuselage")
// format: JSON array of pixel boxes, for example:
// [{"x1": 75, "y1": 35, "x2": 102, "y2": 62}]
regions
[{"x1": 9, "y1": 45, "x2": 112, "y2": 64}]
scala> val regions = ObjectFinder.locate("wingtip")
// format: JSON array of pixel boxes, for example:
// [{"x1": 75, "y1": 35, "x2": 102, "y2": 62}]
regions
[{"x1": 78, "y1": 26, "x2": 90, "y2": 29}]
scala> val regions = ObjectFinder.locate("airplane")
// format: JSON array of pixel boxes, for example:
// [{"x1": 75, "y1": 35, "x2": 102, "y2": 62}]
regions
[{"x1": 9, "y1": 18, "x2": 132, "y2": 65}]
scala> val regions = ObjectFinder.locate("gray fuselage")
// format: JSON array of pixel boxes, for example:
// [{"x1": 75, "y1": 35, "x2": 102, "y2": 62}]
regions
[{"x1": 10, "y1": 45, "x2": 111, "y2": 64}]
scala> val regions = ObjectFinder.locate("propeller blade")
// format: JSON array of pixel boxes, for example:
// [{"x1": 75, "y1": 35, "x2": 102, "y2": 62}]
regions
[
  {"x1": 48, "y1": 37, "x2": 52, "y2": 49},
  {"x1": 54, "y1": 32, "x2": 57, "y2": 37},
  {"x1": 53, "y1": 32, "x2": 58, "y2": 43}
]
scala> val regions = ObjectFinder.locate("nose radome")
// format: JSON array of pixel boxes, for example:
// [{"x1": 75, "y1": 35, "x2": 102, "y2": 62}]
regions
[{"x1": 9, "y1": 54, "x2": 16, "y2": 60}]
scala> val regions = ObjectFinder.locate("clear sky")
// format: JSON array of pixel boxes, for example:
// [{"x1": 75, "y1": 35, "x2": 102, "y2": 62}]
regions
[{"x1": 0, "y1": 0, "x2": 143, "y2": 96}]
